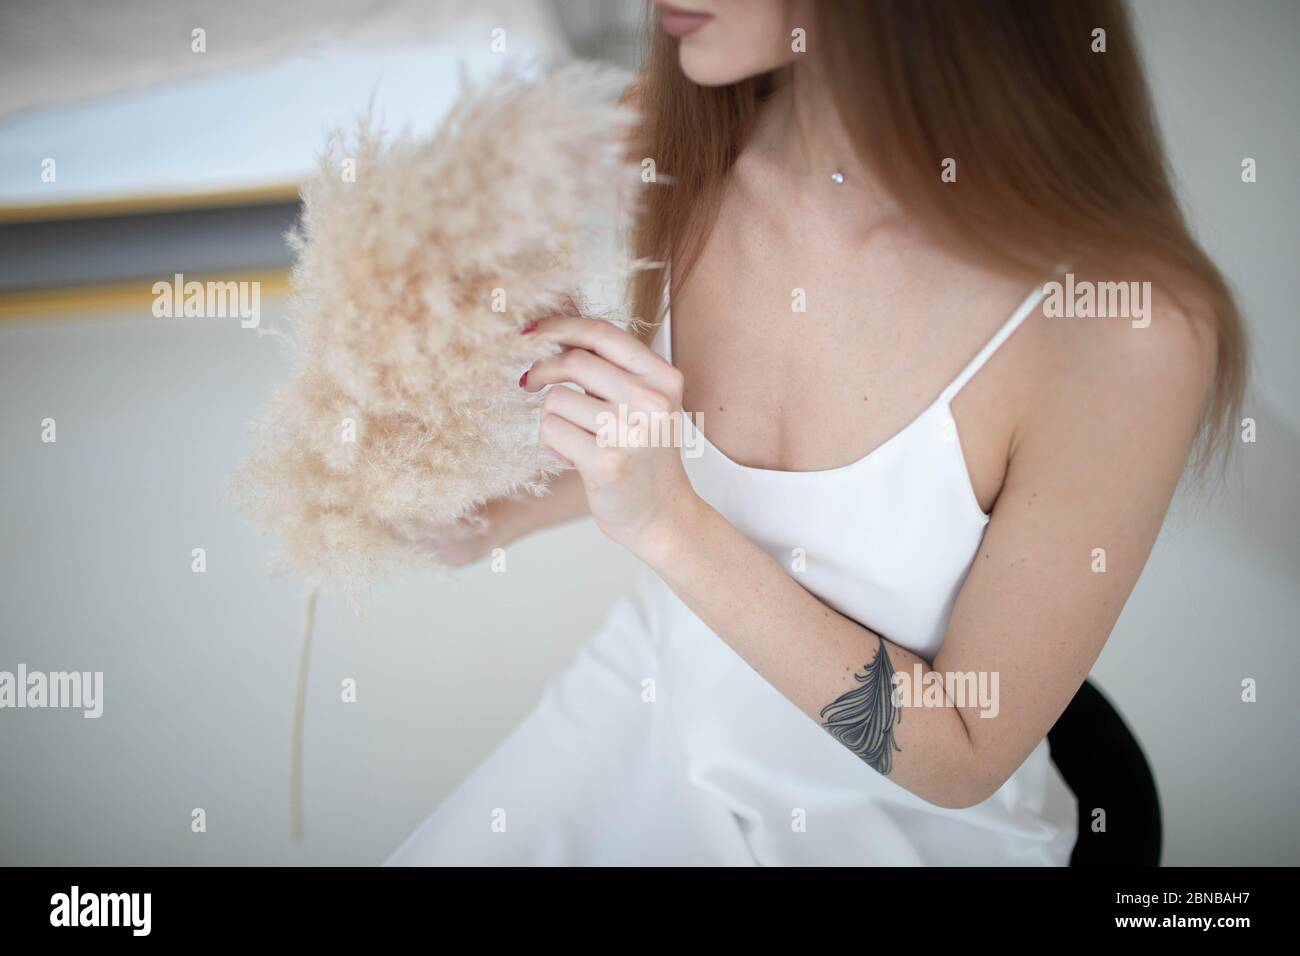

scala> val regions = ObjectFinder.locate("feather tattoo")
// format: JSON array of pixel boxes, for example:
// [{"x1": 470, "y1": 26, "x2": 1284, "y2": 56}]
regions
[{"x1": 819, "y1": 637, "x2": 902, "y2": 775}]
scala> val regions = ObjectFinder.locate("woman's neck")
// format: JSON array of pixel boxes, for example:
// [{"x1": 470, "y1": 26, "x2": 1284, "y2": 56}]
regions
[
  {"x1": 748, "y1": 63, "x2": 897, "y2": 222},
  {"x1": 764, "y1": 63, "x2": 852, "y2": 174}
]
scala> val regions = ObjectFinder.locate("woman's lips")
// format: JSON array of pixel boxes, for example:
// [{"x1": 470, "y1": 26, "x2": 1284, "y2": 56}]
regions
[{"x1": 657, "y1": 4, "x2": 712, "y2": 38}]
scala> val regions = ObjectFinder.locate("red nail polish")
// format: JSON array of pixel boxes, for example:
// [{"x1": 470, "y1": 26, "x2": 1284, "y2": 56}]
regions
[
  {"x1": 521, "y1": 321, "x2": 538, "y2": 335},
  {"x1": 518, "y1": 370, "x2": 529, "y2": 388}
]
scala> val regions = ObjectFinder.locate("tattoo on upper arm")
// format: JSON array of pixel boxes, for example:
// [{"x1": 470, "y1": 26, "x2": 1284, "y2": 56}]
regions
[{"x1": 819, "y1": 637, "x2": 902, "y2": 775}]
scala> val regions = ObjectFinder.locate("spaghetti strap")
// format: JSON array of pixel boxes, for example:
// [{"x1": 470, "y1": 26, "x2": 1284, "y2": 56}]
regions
[
  {"x1": 659, "y1": 278, "x2": 674, "y2": 363},
  {"x1": 939, "y1": 281, "x2": 1049, "y2": 404}
]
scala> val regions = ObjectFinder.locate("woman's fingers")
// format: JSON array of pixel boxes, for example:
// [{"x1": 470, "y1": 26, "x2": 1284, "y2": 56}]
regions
[
  {"x1": 524, "y1": 347, "x2": 662, "y2": 407},
  {"x1": 523, "y1": 315, "x2": 687, "y2": 462},
  {"x1": 531, "y1": 314, "x2": 683, "y2": 399},
  {"x1": 540, "y1": 385, "x2": 611, "y2": 436},
  {"x1": 539, "y1": 413, "x2": 598, "y2": 469}
]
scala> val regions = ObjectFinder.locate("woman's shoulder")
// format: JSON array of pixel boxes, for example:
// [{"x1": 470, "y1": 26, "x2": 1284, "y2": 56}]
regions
[
  {"x1": 1037, "y1": 266, "x2": 1215, "y2": 395},
  {"x1": 1015, "y1": 263, "x2": 1218, "y2": 469}
]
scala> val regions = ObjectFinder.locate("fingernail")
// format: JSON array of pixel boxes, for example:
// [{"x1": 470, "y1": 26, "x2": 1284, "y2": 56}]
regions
[
  {"x1": 518, "y1": 370, "x2": 529, "y2": 388},
  {"x1": 521, "y1": 321, "x2": 538, "y2": 335}
]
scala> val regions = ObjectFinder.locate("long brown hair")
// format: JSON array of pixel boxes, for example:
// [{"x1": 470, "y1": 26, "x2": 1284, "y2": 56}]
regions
[{"x1": 629, "y1": 0, "x2": 1245, "y2": 467}]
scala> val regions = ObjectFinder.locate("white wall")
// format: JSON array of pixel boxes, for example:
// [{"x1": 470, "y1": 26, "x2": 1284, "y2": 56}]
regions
[{"x1": 1102, "y1": 0, "x2": 1300, "y2": 864}]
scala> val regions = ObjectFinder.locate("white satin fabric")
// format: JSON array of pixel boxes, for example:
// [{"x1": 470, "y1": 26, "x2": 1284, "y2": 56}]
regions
[{"x1": 388, "y1": 284, "x2": 1077, "y2": 866}]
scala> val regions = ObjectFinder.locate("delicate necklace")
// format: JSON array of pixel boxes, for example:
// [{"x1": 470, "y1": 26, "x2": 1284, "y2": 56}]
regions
[{"x1": 831, "y1": 170, "x2": 845, "y2": 184}]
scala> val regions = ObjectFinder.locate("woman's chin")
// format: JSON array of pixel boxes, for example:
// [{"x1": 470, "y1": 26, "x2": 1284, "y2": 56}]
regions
[{"x1": 678, "y1": 49, "x2": 751, "y2": 87}]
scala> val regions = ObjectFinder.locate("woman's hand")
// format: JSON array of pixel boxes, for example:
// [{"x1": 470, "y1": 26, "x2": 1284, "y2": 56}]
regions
[
  {"x1": 408, "y1": 468, "x2": 594, "y2": 567},
  {"x1": 421, "y1": 497, "x2": 516, "y2": 567},
  {"x1": 521, "y1": 315, "x2": 703, "y2": 563}
]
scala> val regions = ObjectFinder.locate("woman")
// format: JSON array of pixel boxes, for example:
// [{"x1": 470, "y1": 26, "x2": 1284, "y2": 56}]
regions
[{"x1": 389, "y1": 0, "x2": 1244, "y2": 865}]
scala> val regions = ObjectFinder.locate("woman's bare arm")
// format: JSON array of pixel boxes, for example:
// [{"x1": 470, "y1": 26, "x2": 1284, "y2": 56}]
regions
[
  {"x1": 527, "y1": 294, "x2": 1214, "y2": 808},
  {"x1": 432, "y1": 469, "x2": 589, "y2": 567}
]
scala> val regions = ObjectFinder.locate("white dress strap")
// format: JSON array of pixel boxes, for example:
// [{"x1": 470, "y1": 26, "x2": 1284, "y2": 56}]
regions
[
  {"x1": 658, "y1": 278, "x2": 674, "y2": 363},
  {"x1": 939, "y1": 281, "x2": 1048, "y2": 404}
]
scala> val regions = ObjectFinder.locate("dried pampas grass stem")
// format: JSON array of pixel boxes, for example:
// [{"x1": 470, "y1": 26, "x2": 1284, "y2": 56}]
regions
[{"x1": 288, "y1": 588, "x2": 317, "y2": 842}]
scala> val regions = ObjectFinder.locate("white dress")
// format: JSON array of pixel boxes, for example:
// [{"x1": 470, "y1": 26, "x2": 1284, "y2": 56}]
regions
[{"x1": 387, "y1": 283, "x2": 1078, "y2": 866}]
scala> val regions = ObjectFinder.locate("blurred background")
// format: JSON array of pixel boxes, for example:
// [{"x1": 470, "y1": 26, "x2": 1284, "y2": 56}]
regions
[{"x1": 0, "y1": 0, "x2": 1296, "y2": 865}]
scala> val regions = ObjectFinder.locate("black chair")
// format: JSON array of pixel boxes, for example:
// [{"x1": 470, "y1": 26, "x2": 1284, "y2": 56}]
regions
[{"x1": 1046, "y1": 679, "x2": 1162, "y2": 866}]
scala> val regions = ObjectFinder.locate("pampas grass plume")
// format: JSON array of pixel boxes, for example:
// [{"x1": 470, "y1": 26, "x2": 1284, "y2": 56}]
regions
[{"x1": 231, "y1": 63, "x2": 640, "y2": 600}]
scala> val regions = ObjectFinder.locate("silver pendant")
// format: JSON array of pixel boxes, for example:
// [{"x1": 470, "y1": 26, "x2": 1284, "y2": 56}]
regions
[{"x1": 830, "y1": 171, "x2": 845, "y2": 184}]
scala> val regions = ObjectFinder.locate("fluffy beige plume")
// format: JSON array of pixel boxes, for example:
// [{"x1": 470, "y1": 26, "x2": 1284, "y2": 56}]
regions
[{"x1": 231, "y1": 63, "x2": 641, "y2": 598}]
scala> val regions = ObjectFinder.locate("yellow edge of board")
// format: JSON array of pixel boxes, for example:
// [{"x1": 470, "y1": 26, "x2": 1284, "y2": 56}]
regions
[
  {"x1": 0, "y1": 182, "x2": 302, "y2": 225},
  {"x1": 0, "y1": 268, "x2": 293, "y2": 322}
]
